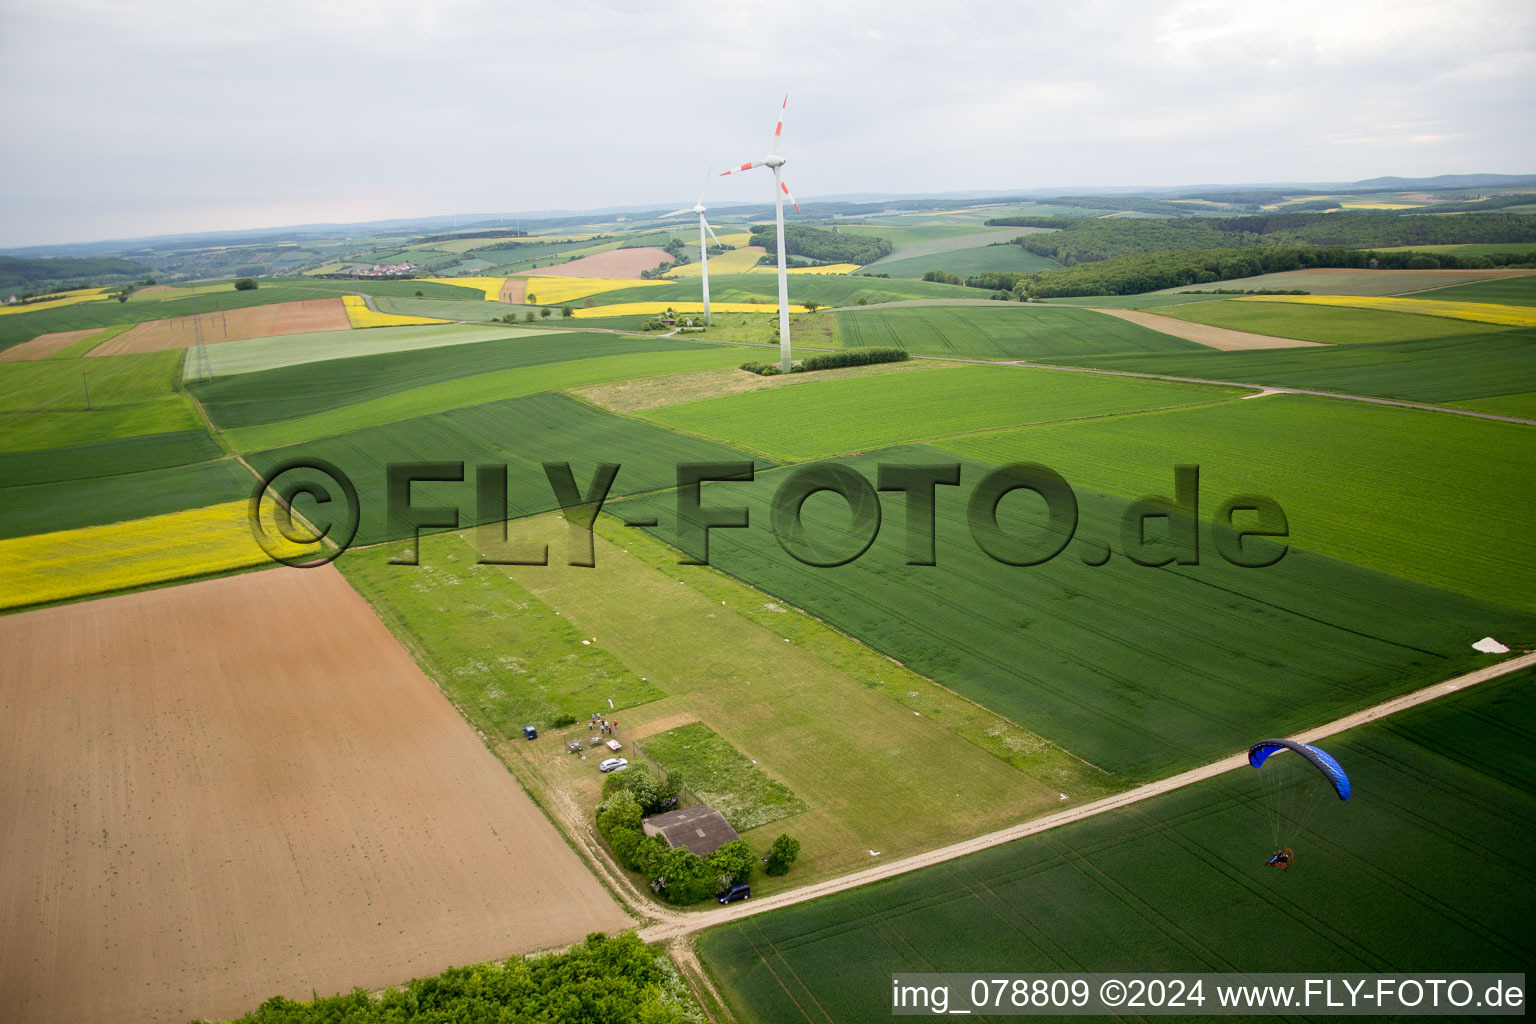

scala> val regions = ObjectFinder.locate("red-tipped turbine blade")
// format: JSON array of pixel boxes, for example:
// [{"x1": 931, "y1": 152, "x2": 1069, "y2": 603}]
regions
[
  {"x1": 720, "y1": 160, "x2": 762, "y2": 176},
  {"x1": 770, "y1": 95, "x2": 787, "y2": 154},
  {"x1": 781, "y1": 179, "x2": 800, "y2": 214}
]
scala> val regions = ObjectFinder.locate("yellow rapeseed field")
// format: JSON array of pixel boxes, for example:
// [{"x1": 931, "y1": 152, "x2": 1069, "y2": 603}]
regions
[
  {"x1": 341, "y1": 294, "x2": 450, "y2": 327},
  {"x1": 1338, "y1": 201, "x2": 1424, "y2": 210},
  {"x1": 517, "y1": 276, "x2": 670, "y2": 306},
  {"x1": 751, "y1": 263, "x2": 864, "y2": 276},
  {"x1": 0, "y1": 287, "x2": 114, "y2": 317},
  {"x1": 665, "y1": 248, "x2": 767, "y2": 278},
  {"x1": 1239, "y1": 294, "x2": 1536, "y2": 327},
  {"x1": 571, "y1": 301, "x2": 810, "y2": 319},
  {"x1": 713, "y1": 232, "x2": 754, "y2": 248},
  {"x1": 1, "y1": 500, "x2": 321, "y2": 611},
  {"x1": 418, "y1": 276, "x2": 508, "y2": 301}
]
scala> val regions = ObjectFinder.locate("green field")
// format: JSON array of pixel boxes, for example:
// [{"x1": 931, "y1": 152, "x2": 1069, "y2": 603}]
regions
[
  {"x1": 341, "y1": 518, "x2": 1093, "y2": 885},
  {"x1": 0, "y1": 429, "x2": 221, "y2": 487},
  {"x1": 1155, "y1": 299, "x2": 1509, "y2": 344},
  {"x1": 1150, "y1": 269, "x2": 1528, "y2": 297},
  {"x1": 943, "y1": 394, "x2": 1535, "y2": 610},
  {"x1": 1046, "y1": 327, "x2": 1536, "y2": 407},
  {"x1": 1408, "y1": 274, "x2": 1536, "y2": 306},
  {"x1": 196, "y1": 323, "x2": 561, "y2": 378},
  {"x1": 245, "y1": 391, "x2": 764, "y2": 547},
  {"x1": 698, "y1": 671, "x2": 1536, "y2": 1023},
  {"x1": 560, "y1": 273, "x2": 979, "y2": 309},
  {"x1": 639, "y1": 722, "x2": 809, "y2": 831},
  {"x1": 615, "y1": 445, "x2": 1532, "y2": 780},
  {"x1": 834, "y1": 304, "x2": 1205, "y2": 359},
  {"x1": 644, "y1": 364, "x2": 1242, "y2": 461},
  {"x1": 193, "y1": 331, "x2": 723, "y2": 431},
  {"x1": 372, "y1": 295, "x2": 530, "y2": 321},
  {"x1": 222, "y1": 346, "x2": 753, "y2": 451},
  {"x1": 338, "y1": 541, "x2": 665, "y2": 730},
  {"x1": 1450, "y1": 390, "x2": 1536, "y2": 419},
  {"x1": 870, "y1": 244, "x2": 1060, "y2": 281},
  {"x1": 0, "y1": 350, "x2": 202, "y2": 452},
  {"x1": 0, "y1": 457, "x2": 249, "y2": 538}
]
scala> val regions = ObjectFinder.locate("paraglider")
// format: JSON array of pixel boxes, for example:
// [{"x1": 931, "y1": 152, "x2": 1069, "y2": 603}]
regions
[{"x1": 1248, "y1": 739, "x2": 1350, "y2": 870}]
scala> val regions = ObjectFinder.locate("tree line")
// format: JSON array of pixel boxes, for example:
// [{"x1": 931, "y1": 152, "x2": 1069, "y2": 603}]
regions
[{"x1": 748, "y1": 224, "x2": 894, "y2": 265}]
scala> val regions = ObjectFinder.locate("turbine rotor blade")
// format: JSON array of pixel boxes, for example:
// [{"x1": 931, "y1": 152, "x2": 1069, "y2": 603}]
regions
[
  {"x1": 770, "y1": 94, "x2": 787, "y2": 155},
  {"x1": 660, "y1": 208, "x2": 693, "y2": 219},
  {"x1": 702, "y1": 218, "x2": 722, "y2": 246},
  {"x1": 720, "y1": 160, "x2": 764, "y2": 176},
  {"x1": 696, "y1": 168, "x2": 712, "y2": 207},
  {"x1": 780, "y1": 178, "x2": 801, "y2": 214}
]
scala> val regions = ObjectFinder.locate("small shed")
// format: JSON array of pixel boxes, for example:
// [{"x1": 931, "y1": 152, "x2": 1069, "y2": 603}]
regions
[{"x1": 641, "y1": 805, "x2": 740, "y2": 857}]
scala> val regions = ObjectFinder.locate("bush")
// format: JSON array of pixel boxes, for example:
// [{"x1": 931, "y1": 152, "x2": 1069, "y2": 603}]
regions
[
  {"x1": 855, "y1": 296, "x2": 869, "y2": 305},
  {"x1": 548, "y1": 712, "x2": 576, "y2": 728},
  {"x1": 1406, "y1": 254, "x2": 1440, "y2": 269},
  {"x1": 234, "y1": 278, "x2": 257, "y2": 291},
  {"x1": 764, "y1": 833, "x2": 801, "y2": 876},
  {"x1": 607, "y1": 825, "x2": 645, "y2": 870},
  {"x1": 539, "y1": 307, "x2": 552, "y2": 319},
  {"x1": 740, "y1": 361, "x2": 782, "y2": 376},
  {"x1": 561, "y1": 305, "x2": 574, "y2": 318},
  {"x1": 652, "y1": 847, "x2": 715, "y2": 905},
  {"x1": 706, "y1": 840, "x2": 756, "y2": 888},
  {"x1": 596, "y1": 790, "x2": 643, "y2": 836},
  {"x1": 795, "y1": 347, "x2": 907, "y2": 372},
  {"x1": 523, "y1": 311, "x2": 536, "y2": 322},
  {"x1": 922, "y1": 270, "x2": 963, "y2": 285}
]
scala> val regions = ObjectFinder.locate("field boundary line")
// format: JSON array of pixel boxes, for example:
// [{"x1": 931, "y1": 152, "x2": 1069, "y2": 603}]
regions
[
  {"x1": 639, "y1": 650, "x2": 1536, "y2": 942},
  {"x1": 990, "y1": 360, "x2": 1536, "y2": 426}
]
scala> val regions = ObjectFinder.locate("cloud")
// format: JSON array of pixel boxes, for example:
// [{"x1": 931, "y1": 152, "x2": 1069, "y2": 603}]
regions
[{"x1": 1, "y1": 0, "x2": 1532, "y2": 245}]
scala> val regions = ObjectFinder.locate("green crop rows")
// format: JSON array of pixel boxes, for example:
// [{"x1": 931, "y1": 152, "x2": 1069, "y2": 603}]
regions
[
  {"x1": 834, "y1": 305, "x2": 1204, "y2": 359},
  {"x1": 245, "y1": 391, "x2": 766, "y2": 547},
  {"x1": 697, "y1": 672, "x2": 1536, "y2": 1024},
  {"x1": 614, "y1": 446, "x2": 1532, "y2": 780},
  {"x1": 643, "y1": 364, "x2": 1242, "y2": 461},
  {"x1": 0, "y1": 458, "x2": 249, "y2": 539},
  {"x1": 1156, "y1": 299, "x2": 1511, "y2": 344},
  {"x1": 943, "y1": 394, "x2": 1536, "y2": 611}
]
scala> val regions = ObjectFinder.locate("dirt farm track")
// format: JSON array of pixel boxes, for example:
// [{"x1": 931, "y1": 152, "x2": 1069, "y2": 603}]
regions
[{"x1": 0, "y1": 566, "x2": 630, "y2": 1024}]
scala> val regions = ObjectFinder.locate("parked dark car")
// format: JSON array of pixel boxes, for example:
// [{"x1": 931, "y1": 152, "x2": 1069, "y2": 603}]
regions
[
  {"x1": 522, "y1": 726, "x2": 537, "y2": 740},
  {"x1": 718, "y1": 883, "x2": 750, "y2": 905}
]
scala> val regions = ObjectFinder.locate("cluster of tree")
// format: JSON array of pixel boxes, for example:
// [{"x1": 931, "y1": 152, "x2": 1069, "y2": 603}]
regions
[
  {"x1": 593, "y1": 764, "x2": 798, "y2": 903},
  {"x1": 234, "y1": 278, "x2": 258, "y2": 291},
  {"x1": 995, "y1": 211, "x2": 1536, "y2": 266},
  {"x1": 742, "y1": 346, "x2": 908, "y2": 376},
  {"x1": 1175, "y1": 287, "x2": 1310, "y2": 295},
  {"x1": 228, "y1": 932, "x2": 698, "y2": 1023},
  {"x1": 0, "y1": 254, "x2": 150, "y2": 292},
  {"x1": 415, "y1": 228, "x2": 530, "y2": 244},
  {"x1": 748, "y1": 224, "x2": 894, "y2": 265},
  {"x1": 1010, "y1": 245, "x2": 1535, "y2": 298},
  {"x1": 922, "y1": 270, "x2": 964, "y2": 285}
]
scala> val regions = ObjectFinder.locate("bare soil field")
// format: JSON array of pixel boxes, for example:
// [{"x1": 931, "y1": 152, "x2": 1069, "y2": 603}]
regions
[
  {"x1": 574, "y1": 358, "x2": 953, "y2": 413},
  {"x1": 0, "y1": 566, "x2": 629, "y2": 1024},
  {"x1": 90, "y1": 298, "x2": 352, "y2": 355},
  {"x1": 519, "y1": 247, "x2": 674, "y2": 279},
  {"x1": 1090, "y1": 307, "x2": 1326, "y2": 350},
  {"x1": 498, "y1": 277, "x2": 526, "y2": 303},
  {"x1": 0, "y1": 328, "x2": 101, "y2": 361}
]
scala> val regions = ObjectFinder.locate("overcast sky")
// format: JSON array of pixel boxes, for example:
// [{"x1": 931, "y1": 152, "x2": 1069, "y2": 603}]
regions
[{"x1": 2, "y1": 0, "x2": 1533, "y2": 247}]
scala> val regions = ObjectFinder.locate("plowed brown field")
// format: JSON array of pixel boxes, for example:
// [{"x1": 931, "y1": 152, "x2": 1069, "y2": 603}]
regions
[
  {"x1": 0, "y1": 329, "x2": 101, "y2": 361},
  {"x1": 0, "y1": 566, "x2": 629, "y2": 1024},
  {"x1": 89, "y1": 298, "x2": 352, "y2": 355},
  {"x1": 519, "y1": 247, "x2": 673, "y2": 278}
]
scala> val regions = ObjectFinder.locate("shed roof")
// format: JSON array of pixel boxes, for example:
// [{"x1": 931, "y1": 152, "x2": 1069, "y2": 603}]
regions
[{"x1": 641, "y1": 804, "x2": 740, "y2": 856}]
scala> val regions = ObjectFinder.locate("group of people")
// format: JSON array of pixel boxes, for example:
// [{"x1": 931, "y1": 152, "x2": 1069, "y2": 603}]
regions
[{"x1": 589, "y1": 712, "x2": 618, "y2": 736}]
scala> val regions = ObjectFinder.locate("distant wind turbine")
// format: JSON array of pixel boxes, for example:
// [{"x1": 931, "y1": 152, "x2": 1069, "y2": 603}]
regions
[
  {"x1": 661, "y1": 170, "x2": 722, "y2": 325},
  {"x1": 721, "y1": 95, "x2": 799, "y2": 373}
]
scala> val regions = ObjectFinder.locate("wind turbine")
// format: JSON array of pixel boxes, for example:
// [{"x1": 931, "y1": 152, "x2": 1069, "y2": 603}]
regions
[
  {"x1": 661, "y1": 170, "x2": 722, "y2": 326},
  {"x1": 721, "y1": 95, "x2": 799, "y2": 373}
]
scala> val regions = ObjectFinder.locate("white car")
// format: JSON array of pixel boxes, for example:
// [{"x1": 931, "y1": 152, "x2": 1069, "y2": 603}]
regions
[{"x1": 599, "y1": 757, "x2": 628, "y2": 773}]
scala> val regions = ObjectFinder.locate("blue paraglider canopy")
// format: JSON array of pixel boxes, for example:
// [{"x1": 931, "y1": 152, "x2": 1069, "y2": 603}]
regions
[{"x1": 1248, "y1": 739, "x2": 1351, "y2": 801}]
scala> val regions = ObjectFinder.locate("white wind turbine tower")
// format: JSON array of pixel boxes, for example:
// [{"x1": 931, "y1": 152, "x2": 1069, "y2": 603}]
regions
[
  {"x1": 661, "y1": 171, "x2": 722, "y2": 326},
  {"x1": 721, "y1": 95, "x2": 799, "y2": 373}
]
